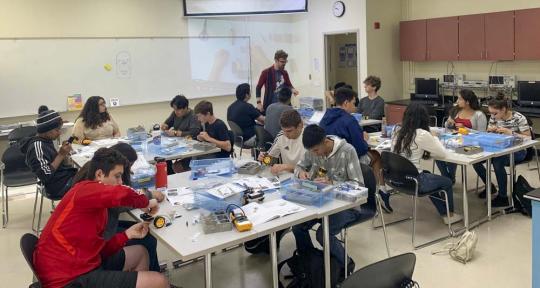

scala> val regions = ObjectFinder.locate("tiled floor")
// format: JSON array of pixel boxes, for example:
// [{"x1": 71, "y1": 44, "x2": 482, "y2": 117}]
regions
[{"x1": 1, "y1": 159, "x2": 538, "y2": 287}]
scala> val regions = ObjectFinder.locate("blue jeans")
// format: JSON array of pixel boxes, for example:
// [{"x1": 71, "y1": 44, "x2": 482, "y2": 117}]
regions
[
  {"x1": 417, "y1": 172, "x2": 454, "y2": 216},
  {"x1": 117, "y1": 220, "x2": 160, "y2": 272},
  {"x1": 472, "y1": 150, "x2": 527, "y2": 198},
  {"x1": 292, "y1": 208, "x2": 373, "y2": 266},
  {"x1": 435, "y1": 161, "x2": 457, "y2": 182}
]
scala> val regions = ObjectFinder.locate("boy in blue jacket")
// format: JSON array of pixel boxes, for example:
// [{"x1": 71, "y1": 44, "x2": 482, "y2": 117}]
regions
[{"x1": 320, "y1": 87, "x2": 369, "y2": 163}]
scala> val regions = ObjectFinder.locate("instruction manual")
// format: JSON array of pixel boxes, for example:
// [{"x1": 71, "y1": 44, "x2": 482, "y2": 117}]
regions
[
  {"x1": 233, "y1": 176, "x2": 280, "y2": 191},
  {"x1": 242, "y1": 199, "x2": 305, "y2": 226},
  {"x1": 166, "y1": 187, "x2": 195, "y2": 206}
]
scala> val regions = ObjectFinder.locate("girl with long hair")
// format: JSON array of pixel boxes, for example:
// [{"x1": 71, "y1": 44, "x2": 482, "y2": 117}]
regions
[{"x1": 72, "y1": 96, "x2": 120, "y2": 140}]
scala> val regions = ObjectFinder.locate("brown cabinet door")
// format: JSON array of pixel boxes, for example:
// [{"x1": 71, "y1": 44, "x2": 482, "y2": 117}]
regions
[
  {"x1": 459, "y1": 14, "x2": 485, "y2": 60},
  {"x1": 427, "y1": 17, "x2": 459, "y2": 61},
  {"x1": 400, "y1": 20, "x2": 427, "y2": 61},
  {"x1": 385, "y1": 104, "x2": 406, "y2": 125},
  {"x1": 515, "y1": 8, "x2": 540, "y2": 60},
  {"x1": 484, "y1": 11, "x2": 514, "y2": 61}
]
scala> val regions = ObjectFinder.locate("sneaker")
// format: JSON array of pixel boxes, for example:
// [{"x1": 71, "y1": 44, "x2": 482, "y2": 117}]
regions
[
  {"x1": 478, "y1": 184, "x2": 497, "y2": 199},
  {"x1": 491, "y1": 196, "x2": 510, "y2": 208},
  {"x1": 442, "y1": 213, "x2": 463, "y2": 225},
  {"x1": 378, "y1": 190, "x2": 393, "y2": 213}
]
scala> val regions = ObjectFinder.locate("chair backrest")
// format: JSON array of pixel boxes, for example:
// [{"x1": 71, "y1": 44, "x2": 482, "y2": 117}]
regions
[
  {"x1": 360, "y1": 163, "x2": 377, "y2": 209},
  {"x1": 227, "y1": 130, "x2": 235, "y2": 158},
  {"x1": 8, "y1": 126, "x2": 37, "y2": 145},
  {"x1": 381, "y1": 151, "x2": 419, "y2": 196},
  {"x1": 340, "y1": 253, "x2": 416, "y2": 288},
  {"x1": 254, "y1": 125, "x2": 274, "y2": 152},
  {"x1": 429, "y1": 115, "x2": 437, "y2": 127},
  {"x1": 2, "y1": 145, "x2": 31, "y2": 173},
  {"x1": 20, "y1": 233, "x2": 41, "y2": 284},
  {"x1": 227, "y1": 120, "x2": 244, "y2": 146}
]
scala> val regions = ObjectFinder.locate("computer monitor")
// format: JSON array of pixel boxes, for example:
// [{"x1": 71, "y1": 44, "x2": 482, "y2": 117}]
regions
[
  {"x1": 413, "y1": 78, "x2": 439, "y2": 101},
  {"x1": 517, "y1": 81, "x2": 540, "y2": 107}
]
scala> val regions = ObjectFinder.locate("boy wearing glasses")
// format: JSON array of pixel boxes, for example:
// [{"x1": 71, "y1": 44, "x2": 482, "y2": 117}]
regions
[
  {"x1": 255, "y1": 49, "x2": 299, "y2": 113},
  {"x1": 19, "y1": 108, "x2": 77, "y2": 198}
]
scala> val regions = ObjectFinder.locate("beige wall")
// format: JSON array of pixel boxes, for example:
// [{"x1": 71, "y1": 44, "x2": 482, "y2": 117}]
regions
[
  {"x1": 401, "y1": 0, "x2": 540, "y2": 99},
  {"x1": 367, "y1": 0, "x2": 403, "y2": 101},
  {"x1": 400, "y1": 0, "x2": 540, "y2": 131}
]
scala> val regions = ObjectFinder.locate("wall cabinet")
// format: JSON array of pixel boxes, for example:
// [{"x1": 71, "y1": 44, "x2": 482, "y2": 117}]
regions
[
  {"x1": 458, "y1": 14, "x2": 485, "y2": 60},
  {"x1": 515, "y1": 8, "x2": 540, "y2": 60},
  {"x1": 484, "y1": 11, "x2": 514, "y2": 61},
  {"x1": 400, "y1": 20, "x2": 426, "y2": 61},
  {"x1": 426, "y1": 17, "x2": 458, "y2": 61}
]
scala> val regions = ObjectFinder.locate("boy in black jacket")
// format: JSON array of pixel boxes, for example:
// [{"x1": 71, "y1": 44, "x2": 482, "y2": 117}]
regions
[{"x1": 19, "y1": 109, "x2": 77, "y2": 198}]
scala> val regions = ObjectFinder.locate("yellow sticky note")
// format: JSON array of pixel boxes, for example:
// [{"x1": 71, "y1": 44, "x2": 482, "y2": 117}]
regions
[{"x1": 104, "y1": 63, "x2": 112, "y2": 71}]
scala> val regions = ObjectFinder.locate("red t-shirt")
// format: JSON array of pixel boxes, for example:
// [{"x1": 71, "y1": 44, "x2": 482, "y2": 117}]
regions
[{"x1": 454, "y1": 117, "x2": 473, "y2": 129}]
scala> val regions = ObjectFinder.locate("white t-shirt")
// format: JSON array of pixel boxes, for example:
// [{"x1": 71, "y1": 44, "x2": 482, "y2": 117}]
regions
[
  {"x1": 392, "y1": 128, "x2": 446, "y2": 171},
  {"x1": 267, "y1": 130, "x2": 305, "y2": 165}
]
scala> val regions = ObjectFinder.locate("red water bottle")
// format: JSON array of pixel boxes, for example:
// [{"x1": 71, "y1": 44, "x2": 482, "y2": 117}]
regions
[{"x1": 154, "y1": 157, "x2": 167, "y2": 189}]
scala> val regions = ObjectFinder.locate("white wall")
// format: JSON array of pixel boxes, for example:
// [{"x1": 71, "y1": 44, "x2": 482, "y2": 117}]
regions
[
  {"x1": 303, "y1": 0, "x2": 368, "y2": 97},
  {"x1": 0, "y1": 0, "x2": 373, "y2": 149}
]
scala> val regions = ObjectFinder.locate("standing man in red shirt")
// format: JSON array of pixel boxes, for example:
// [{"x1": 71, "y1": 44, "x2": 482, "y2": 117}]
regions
[
  {"x1": 256, "y1": 49, "x2": 299, "y2": 114},
  {"x1": 33, "y1": 148, "x2": 168, "y2": 288}
]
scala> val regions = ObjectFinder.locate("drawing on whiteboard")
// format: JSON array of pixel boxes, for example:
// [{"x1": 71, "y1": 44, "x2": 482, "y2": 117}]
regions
[{"x1": 116, "y1": 51, "x2": 131, "y2": 79}]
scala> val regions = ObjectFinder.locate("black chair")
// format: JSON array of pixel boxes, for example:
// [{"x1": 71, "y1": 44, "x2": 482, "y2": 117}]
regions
[
  {"x1": 227, "y1": 120, "x2": 255, "y2": 157},
  {"x1": 340, "y1": 163, "x2": 391, "y2": 278},
  {"x1": 381, "y1": 151, "x2": 454, "y2": 249},
  {"x1": 227, "y1": 130, "x2": 236, "y2": 158},
  {"x1": 8, "y1": 126, "x2": 37, "y2": 146},
  {"x1": 254, "y1": 125, "x2": 274, "y2": 153},
  {"x1": 20, "y1": 233, "x2": 41, "y2": 288},
  {"x1": 339, "y1": 253, "x2": 417, "y2": 288},
  {"x1": 1, "y1": 146, "x2": 39, "y2": 228},
  {"x1": 429, "y1": 115, "x2": 438, "y2": 127},
  {"x1": 32, "y1": 185, "x2": 64, "y2": 234}
]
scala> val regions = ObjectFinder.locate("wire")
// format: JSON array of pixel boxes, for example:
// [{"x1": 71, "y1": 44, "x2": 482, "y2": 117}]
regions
[{"x1": 226, "y1": 203, "x2": 246, "y2": 217}]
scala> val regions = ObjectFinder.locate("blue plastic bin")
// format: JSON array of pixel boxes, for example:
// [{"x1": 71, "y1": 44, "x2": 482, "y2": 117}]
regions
[
  {"x1": 131, "y1": 167, "x2": 156, "y2": 189},
  {"x1": 352, "y1": 113, "x2": 363, "y2": 122},
  {"x1": 193, "y1": 191, "x2": 243, "y2": 212},
  {"x1": 281, "y1": 179, "x2": 334, "y2": 207},
  {"x1": 463, "y1": 132, "x2": 514, "y2": 152},
  {"x1": 189, "y1": 158, "x2": 235, "y2": 180}
]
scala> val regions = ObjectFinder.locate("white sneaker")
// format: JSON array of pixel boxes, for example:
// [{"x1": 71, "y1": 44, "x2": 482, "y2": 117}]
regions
[{"x1": 442, "y1": 213, "x2": 463, "y2": 225}]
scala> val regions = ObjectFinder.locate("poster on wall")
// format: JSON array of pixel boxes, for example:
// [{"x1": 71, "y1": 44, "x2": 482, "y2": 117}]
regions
[
  {"x1": 338, "y1": 46, "x2": 346, "y2": 68},
  {"x1": 346, "y1": 44, "x2": 357, "y2": 68}
]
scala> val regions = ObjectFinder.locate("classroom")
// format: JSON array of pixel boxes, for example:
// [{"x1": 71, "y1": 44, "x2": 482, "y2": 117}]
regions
[{"x1": 1, "y1": 0, "x2": 540, "y2": 287}]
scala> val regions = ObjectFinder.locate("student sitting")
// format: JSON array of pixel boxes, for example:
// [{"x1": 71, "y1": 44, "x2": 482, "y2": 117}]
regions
[
  {"x1": 264, "y1": 86, "x2": 293, "y2": 138},
  {"x1": 320, "y1": 87, "x2": 370, "y2": 163},
  {"x1": 293, "y1": 124, "x2": 369, "y2": 273},
  {"x1": 194, "y1": 100, "x2": 232, "y2": 158},
  {"x1": 258, "y1": 110, "x2": 305, "y2": 175},
  {"x1": 19, "y1": 109, "x2": 77, "y2": 198},
  {"x1": 72, "y1": 143, "x2": 165, "y2": 273},
  {"x1": 72, "y1": 96, "x2": 121, "y2": 141},
  {"x1": 324, "y1": 82, "x2": 350, "y2": 108},
  {"x1": 472, "y1": 94, "x2": 531, "y2": 206},
  {"x1": 436, "y1": 89, "x2": 487, "y2": 183},
  {"x1": 227, "y1": 83, "x2": 265, "y2": 146},
  {"x1": 392, "y1": 103, "x2": 462, "y2": 224},
  {"x1": 160, "y1": 94, "x2": 201, "y2": 138},
  {"x1": 358, "y1": 76, "x2": 385, "y2": 120},
  {"x1": 33, "y1": 148, "x2": 168, "y2": 288}
]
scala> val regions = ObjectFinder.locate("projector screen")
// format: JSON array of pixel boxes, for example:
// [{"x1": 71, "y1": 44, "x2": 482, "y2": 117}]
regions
[{"x1": 183, "y1": 0, "x2": 308, "y2": 16}]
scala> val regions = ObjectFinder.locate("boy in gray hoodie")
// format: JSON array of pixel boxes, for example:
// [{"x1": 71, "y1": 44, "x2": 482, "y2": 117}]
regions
[{"x1": 293, "y1": 124, "x2": 366, "y2": 273}]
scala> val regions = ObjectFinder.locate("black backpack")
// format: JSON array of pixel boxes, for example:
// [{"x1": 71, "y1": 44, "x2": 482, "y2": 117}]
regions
[
  {"x1": 278, "y1": 248, "x2": 343, "y2": 288},
  {"x1": 510, "y1": 175, "x2": 535, "y2": 217},
  {"x1": 244, "y1": 229, "x2": 288, "y2": 254}
]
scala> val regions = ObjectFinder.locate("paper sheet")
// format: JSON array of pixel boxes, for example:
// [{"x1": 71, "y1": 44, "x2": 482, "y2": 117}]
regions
[
  {"x1": 242, "y1": 199, "x2": 305, "y2": 226},
  {"x1": 166, "y1": 187, "x2": 195, "y2": 206}
]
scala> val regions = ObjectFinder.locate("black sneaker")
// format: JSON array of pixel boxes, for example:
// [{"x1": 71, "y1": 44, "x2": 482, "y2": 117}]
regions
[
  {"x1": 378, "y1": 190, "x2": 393, "y2": 213},
  {"x1": 347, "y1": 257, "x2": 356, "y2": 276},
  {"x1": 491, "y1": 196, "x2": 510, "y2": 208},
  {"x1": 478, "y1": 184, "x2": 497, "y2": 199}
]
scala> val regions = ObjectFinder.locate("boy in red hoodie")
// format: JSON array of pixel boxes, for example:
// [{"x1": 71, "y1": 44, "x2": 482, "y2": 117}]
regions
[{"x1": 33, "y1": 148, "x2": 168, "y2": 288}]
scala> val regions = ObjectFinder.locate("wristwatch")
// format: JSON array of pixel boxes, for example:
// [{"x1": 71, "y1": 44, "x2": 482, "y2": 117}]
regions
[{"x1": 256, "y1": 99, "x2": 261, "y2": 104}]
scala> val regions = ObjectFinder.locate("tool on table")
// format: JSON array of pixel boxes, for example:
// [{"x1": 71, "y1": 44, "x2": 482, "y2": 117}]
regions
[{"x1": 227, "y1": 204, "x2": 252, "y2": 232}]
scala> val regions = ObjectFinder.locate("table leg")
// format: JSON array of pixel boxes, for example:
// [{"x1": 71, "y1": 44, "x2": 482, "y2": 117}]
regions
[
  {"x1": 461, "y1": 165, "x2": 469, "y2": 230},
  {"x1": 509, "y1": 152, "x2": 515, "y2": 201},
  {"x1": 322, "y1": 215, "x2": 330, "y2": 288},
  {"x1": 205, "y1": 253, "x2": 212, "y2": 288},
  {"x1": 1, "y1": 168, "x2": 5, "y2": 228},
  {"x1": 270, "y1": 231, "x2": 278, "y2": 288},
  {"x1": 487, "y1": 158, "x2": 492, "y2": 220}
]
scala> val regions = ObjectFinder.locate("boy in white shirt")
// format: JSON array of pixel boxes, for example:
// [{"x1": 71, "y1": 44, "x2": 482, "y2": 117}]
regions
[{"x1": 258, "y1": 110, "x2": 305, "y2": 175}]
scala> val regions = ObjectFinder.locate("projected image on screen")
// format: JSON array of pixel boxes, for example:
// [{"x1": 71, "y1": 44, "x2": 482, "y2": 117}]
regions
[{"x1": 188, "y1": 38, "x2": 250, "y2": 94}]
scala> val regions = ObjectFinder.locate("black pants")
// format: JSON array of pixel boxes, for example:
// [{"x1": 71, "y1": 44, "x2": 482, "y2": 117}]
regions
[{"x1": 117, "y1": 220, "x2": 160, "y2": 272}]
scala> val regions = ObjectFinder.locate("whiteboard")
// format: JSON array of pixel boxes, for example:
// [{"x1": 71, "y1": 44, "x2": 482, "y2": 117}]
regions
[{"x1": 0, "y1": 37, "x2": 251, "y2": 118}]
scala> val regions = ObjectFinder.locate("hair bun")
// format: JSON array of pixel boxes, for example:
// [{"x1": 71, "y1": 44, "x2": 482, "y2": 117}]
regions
[{"x1": 495, "y1": 92, "x2": 507, "y2": 101}]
